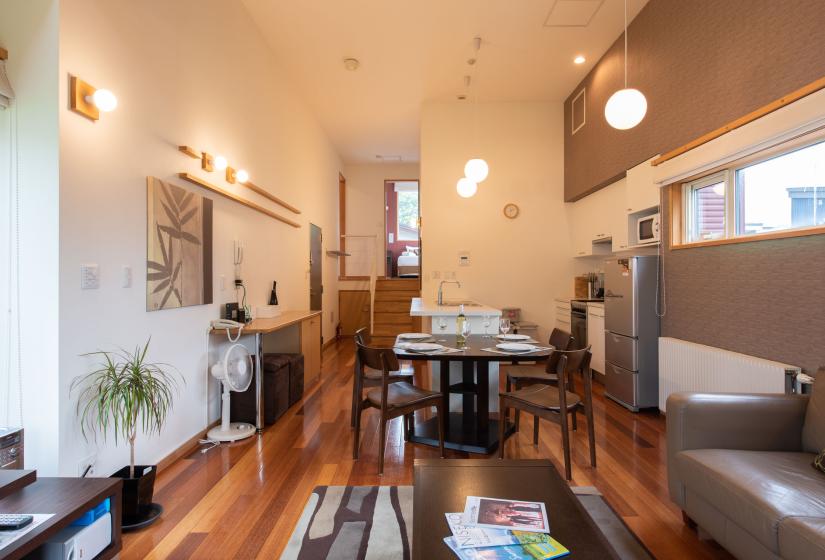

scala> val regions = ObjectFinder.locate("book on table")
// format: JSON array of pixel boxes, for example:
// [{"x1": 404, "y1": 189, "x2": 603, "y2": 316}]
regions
[{"x1": 443, "y1": 536, "x2": 570, "y2": 560}]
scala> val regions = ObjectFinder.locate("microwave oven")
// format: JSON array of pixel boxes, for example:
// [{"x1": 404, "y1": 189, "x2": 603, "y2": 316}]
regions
[{"x1": 636, "y1": 213, "x2": 660, "y2": 245}]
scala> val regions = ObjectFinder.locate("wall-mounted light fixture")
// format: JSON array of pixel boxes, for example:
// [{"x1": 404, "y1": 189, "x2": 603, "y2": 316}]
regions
[{"x1": 70, "y1": 76, "x2": 117, "y2": 121}]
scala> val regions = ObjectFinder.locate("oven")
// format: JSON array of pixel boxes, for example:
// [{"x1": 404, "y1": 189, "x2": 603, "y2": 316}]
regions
[{"x1": 570, "y1": 301, "x2": 588, "y2": 350}]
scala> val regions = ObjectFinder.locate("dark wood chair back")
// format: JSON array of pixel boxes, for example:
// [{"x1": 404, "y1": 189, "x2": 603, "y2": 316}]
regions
[
  {"x1": 545, "y1": 328, "x2": 574, "y2": 372},
  {"x1": 354, "y1": 327, "x2": 369, "y2": 345},
  {"x1": 550, "y1": 346, "x2": 593, "y2": 393},
  {"x1": 355, "y1": 339, "x2": 400, "y2": 376}
]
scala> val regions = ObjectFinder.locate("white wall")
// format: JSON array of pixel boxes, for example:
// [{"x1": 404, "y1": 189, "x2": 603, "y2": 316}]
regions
[
  {"x1": 341, "y1": 162, "x2": 419, "y2": 279},
  {"x1": 0, "y1": 0, "x2": 61, "y2": 474},
  {"x1": 54, "y1": 0, "x2": 342, "y2": 476},
  {"x1": 420, "y1": 101, "x2": 584, "y2": 342}
]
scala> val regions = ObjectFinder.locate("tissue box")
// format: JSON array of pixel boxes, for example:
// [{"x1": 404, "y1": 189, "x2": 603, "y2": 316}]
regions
[{"x1": 257, "y1": 305, "x2": 282, "y2": 318}]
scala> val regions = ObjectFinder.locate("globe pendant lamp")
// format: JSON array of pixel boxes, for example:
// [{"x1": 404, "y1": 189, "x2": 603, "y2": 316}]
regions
[
  {"x1": 464, "y1": 158, "x2": 489, "y2": 183},
  {"x1": 605, "y1": 0, "x2": 647, "y2": 130},
  {"x1": 456, "y1": 177, "x2": 478, "y2": 198}
]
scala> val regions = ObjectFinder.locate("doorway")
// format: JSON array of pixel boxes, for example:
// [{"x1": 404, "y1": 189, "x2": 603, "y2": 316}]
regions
[
  {"x1": 384, "y1": 180, "x2": 420, "y2": 279},
  {"x1": 309, "y1": 223, "x2": 322, "y2": 311}
]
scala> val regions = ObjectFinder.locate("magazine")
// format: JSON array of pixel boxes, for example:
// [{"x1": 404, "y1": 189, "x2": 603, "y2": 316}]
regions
[
  {"x1": 445, "y1": 512, "x2": 554, "y2": 549},
  {"x1": 462, "y1": 496, "x2": 550, "y2": 534},
  {"x1": 443, "y1": 536, "x2": 570, "y2": 560}
]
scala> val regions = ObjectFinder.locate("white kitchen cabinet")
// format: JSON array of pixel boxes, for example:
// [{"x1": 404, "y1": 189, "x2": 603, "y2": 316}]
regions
[
  {"x1": 625, "y1": 156, "x2": 661, "y2": 214},
  {"x1": 569, "y1": 178, "x2": 626, "y2": 258},
  {"x1": 586, "y1": 303, "x2": 605, "y2": 375}
]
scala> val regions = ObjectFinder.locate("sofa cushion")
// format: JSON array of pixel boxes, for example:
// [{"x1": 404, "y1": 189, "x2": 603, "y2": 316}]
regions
[
  {"x1": 676, "y1": 449, "x2": 823, "y2": 553},
  {"x1": 802, "y1": 368, "x2": 825, "y2": 453},
  {"x1": 779, "y1": 517, "x2": 825, "y2": 560}
]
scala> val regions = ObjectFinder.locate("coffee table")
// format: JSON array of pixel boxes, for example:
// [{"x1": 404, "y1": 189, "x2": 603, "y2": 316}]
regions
[{"x1": 413, "y1": 459, "x2": 619, "y2": 559}]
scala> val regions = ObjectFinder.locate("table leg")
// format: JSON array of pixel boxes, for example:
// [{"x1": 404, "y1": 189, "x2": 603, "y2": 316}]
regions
[
  {"x1": 255, "y1": 332, "x2": 264, "y2": 432},
  {"x1": 439, "y1": 359, "x2": 449, "y2": 442},
  {"x1": 462, "y1": 360, "x2": 475, "y2": 432},
  {"x1": 476, "y1": 360, "x2": 489, "y2": 433}
]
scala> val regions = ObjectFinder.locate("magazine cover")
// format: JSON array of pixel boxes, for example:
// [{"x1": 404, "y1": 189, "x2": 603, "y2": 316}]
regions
[
  {"x1": 445, "y1": 513, "x2": 554, "y2": 549},
  {"x1": 443, "y1": 537, "x2": 570, "y2": 560},
  {"x1": 462, "y1": 497, "x2": 550, "y2": 533}
]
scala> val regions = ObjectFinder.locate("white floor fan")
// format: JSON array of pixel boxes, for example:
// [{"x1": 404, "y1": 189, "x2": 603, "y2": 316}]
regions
[{"x1": 201, "y1": 342, "x2": 256, "y2": 451}]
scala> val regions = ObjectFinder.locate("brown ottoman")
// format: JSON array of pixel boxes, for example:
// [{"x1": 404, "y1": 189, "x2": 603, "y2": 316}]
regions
[
  {"x1": 285, "y1": 354, "x2": 304, "y2": 406},
  {"x1": 230, "y1": 354, "x2": 290, "y2": 425}
]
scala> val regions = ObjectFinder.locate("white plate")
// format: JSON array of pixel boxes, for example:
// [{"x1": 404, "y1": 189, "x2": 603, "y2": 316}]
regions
[
  {"x1": 397, "y1": 333, "x2": 432, "y2": 340},
  {"x1": 496, "y1": 343, "x2": 537, "y2": 353},
  {"x1": 407, "y1": 342, "x2": 444, "y2": 353},
  {"x1": 496, "y1": 334, "x2": 530, "y2": 341}
]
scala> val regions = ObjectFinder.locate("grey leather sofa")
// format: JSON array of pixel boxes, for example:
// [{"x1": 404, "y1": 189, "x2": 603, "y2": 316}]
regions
[{"x1": 667, "y1": 392, "x2": 825, "y2": 560}]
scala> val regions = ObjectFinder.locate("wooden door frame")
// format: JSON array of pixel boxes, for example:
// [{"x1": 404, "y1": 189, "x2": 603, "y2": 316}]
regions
[{"x1": 384, "y1": 179, "x2": 421, "y2": 289}]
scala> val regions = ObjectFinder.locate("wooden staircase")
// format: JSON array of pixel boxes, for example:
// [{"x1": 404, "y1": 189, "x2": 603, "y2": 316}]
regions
[{"x1": 371, "y1": 278, "x2": 421, "y2": 346}]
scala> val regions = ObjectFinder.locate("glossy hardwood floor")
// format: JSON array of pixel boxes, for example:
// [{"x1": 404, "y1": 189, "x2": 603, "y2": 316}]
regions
[{"x1": 122, "y1": 339, "x2": 732, "y2": 559}]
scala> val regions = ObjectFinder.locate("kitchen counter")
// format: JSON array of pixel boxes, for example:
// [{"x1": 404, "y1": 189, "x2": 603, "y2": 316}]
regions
[{"x1": 409, "y1": 297, "x2": 502, "y2": 317}]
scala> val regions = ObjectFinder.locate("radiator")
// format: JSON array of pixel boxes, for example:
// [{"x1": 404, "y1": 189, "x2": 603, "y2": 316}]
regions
[{"x1": 658, "y1": 337, "x2": 801, "y2": 412}]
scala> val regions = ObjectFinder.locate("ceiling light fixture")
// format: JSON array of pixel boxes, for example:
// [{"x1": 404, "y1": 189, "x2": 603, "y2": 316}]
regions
[
  {"x1": 458, "y1": 36, "x2": 488, "y2": 198},
  {"x1": 604, "y1": 0, "x2": 647, "y2": 130},
  {"x1": 574, "y1": 55, "x2": 586, "y2": 65},
  {"x1": 343, "y1": 57, "x2": 360, "y2": 71}
]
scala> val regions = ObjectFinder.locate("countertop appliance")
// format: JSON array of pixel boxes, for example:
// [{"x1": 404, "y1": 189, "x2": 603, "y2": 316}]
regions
[
  {"x1": 0, "y1": 427, "x2": 23, "y2": 469},
  {"x1": 33, "y1": 511, "x2": 112, "y2": 560},
  {"x1": 604, "y1": 257, "x2": 660, "y2": 411},
  {"x1": 636, "y1": 213, "x2": 660, "y2": 245}
]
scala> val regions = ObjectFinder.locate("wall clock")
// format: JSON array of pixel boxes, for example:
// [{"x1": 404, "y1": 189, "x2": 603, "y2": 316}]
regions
[{"x1": 503, "y1": 203, "x2": 520, "y2": 219}]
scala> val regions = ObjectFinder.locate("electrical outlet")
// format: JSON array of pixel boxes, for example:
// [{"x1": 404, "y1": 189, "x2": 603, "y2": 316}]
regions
[
  {"x1": 77, "y1": 454, "x2": 97, "y2": 477},
  {"x1": 431, "y1": 271, "x2": 441, "y2": 280},
  {"x1": 220, "y1": 275, "x2": 226, "y2": 291}
]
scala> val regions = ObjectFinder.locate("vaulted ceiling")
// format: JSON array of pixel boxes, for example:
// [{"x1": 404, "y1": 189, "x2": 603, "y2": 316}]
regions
[{"x1": 242, "y1": 0, "x2": 648, "y2": 163}]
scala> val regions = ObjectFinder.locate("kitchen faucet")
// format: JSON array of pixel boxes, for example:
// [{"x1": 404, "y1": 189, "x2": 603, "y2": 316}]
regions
[{"x1": 438, "y1": 280, "x2": 461, "y2": 305}]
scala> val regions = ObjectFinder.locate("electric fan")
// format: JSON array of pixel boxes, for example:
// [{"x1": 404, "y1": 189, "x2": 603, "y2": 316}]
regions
[{"x1": 207, "y1": 343, "x2": 256, "y2": 442}]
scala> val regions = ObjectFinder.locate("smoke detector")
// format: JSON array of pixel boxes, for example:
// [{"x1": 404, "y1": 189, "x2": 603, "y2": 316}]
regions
[{"x1": 343, "y1": 58, "x2": 360, "y2": 71}]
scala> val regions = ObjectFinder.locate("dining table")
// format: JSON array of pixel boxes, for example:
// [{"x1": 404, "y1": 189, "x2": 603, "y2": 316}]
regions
[{"x1": 394, "y1": 334, "x2": 554, "y2": 454}]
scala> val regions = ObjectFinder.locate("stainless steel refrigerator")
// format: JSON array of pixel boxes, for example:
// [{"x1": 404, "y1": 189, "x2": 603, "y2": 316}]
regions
[{"x1": 603, "y1": 256, "x2": 660, "y2": 411}]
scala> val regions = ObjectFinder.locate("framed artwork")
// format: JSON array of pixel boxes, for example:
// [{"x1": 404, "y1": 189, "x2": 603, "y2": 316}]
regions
[{"x1": 147, "y1": 176, "x2": 213, "y2": 311}]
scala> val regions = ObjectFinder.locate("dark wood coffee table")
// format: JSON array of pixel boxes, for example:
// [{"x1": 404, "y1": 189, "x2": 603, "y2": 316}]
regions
[{"x1": 413, "y1": 459, "x2": 619, "y2": 559}]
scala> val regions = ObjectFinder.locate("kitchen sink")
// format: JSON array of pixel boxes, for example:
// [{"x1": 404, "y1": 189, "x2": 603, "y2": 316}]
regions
[{"x1": 438, "y1": 300, "x2": 481, "y2": 307}]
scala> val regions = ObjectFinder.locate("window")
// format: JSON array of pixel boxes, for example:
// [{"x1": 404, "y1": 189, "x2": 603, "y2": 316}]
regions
[
  {"x1": 680, "y1": 138, "x2": 825, "y2": 245},
  {"x1": 396, "y1": 188, "x2": 419, "y2": 241}
]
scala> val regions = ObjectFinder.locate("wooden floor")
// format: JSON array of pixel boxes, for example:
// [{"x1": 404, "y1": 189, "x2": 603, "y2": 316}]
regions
[{"x1": 122, "y1": 339, "x2": 732, "y2": 560}]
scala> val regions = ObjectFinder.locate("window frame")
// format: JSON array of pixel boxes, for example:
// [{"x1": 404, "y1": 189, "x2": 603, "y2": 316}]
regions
[
  {"x1": 395, "y1": 189, "x2": 419, "y2": 241},
  {"x1": 672, "y1": 133, "x2": 825, "y2": 249}
]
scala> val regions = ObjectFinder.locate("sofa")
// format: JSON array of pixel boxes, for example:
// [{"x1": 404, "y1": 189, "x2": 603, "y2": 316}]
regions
[{"x1": 667, "y1": 389, "x2": 825, "y2": 560}]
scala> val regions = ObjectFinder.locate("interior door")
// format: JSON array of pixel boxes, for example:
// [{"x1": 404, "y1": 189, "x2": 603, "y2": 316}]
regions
[{"x1": 309, "y1": 224, "x2": 322, "y2": 311}]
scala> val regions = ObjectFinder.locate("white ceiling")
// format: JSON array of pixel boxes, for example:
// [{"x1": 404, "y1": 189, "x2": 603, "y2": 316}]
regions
[{"x1": 241, "y1": 0, "x2": 648, "y2": 164}]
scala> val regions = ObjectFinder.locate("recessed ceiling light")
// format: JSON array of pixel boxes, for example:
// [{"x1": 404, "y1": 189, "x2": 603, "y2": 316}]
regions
[
  {"x1": 343, "y1": 58, "x2": 360, "y2": 71},
  {"x1": 574, "y1": 55, "x2": 586, "y2": 65}
]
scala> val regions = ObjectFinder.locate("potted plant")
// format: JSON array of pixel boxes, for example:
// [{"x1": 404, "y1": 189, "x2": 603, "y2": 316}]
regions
[{"x1": 72, "y1": 339, "x2": 181, "y2": 528}]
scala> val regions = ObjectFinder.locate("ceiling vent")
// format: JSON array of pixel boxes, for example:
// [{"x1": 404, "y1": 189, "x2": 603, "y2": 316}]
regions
[
  {"x1": 544, "y1": 0, "x2": 605, "y2": 27},
  {"x1": 376, "y1": 155, "x2": 403, "y2": 162}
]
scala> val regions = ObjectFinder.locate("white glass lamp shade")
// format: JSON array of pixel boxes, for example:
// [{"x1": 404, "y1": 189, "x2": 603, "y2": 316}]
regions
[
  {"x1": 236, "y1": 169, "x2": 249, "y2": 183},
  {"x1": 456, "y1": 177, "x2": 478, "y2": 198},
  {"x1": 604, "y1": 88, "x2": 647, "y2": 130},
  {"x1": 464, "y1": 158, "x2": 489, "y2": 183},
  {"x1": 214, "y1": 156, "x2": 228, "y2": 171},
  {"x1": 90, "y1": 89, "x2": 117, "y2": 112}
]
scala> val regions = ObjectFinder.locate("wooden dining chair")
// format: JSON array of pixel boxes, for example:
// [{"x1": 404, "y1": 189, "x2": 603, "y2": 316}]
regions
[
  {"x1": 350, "y1": 327, "x2": 414, "y2": 428},
  {"x1": 352, "y1": 339, "x2": 445, "y2": 475},
  {"x1": 499, "y1": 347, "x2": 595, "y2": 481},
  {"x1": 502, "y1": 328, "x2": 574, "y2": 431}
]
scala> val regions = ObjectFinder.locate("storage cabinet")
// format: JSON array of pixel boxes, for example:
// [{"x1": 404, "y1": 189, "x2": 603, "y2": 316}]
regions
[
  {"x1": 554, "y1": 298, "x2": 571, "y2": 332},
  {"x1": 569, "y1": 177, "x2": 627, "y2": 257},
  {"x1": 625, "y1": 157, "x2": 660, "y2": 214},
  {"x1": 586, "y1": 303, "x2": 605, "y2": 375},
  {"x1": 300, "y1": 315, "x2": 322, "y2": 386}
]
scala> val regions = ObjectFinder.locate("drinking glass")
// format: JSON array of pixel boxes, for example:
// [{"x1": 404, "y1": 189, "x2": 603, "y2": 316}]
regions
[
  {"x1": 482, "y1": 314, "x2": 492, "y2": 338},
  {"x1": 460, "y1": 320, "x2": 472, "y2": 347},
  {"x1": 499, "y1": 318, "x2": 511, "y2": 337},
  {"x1": 437, "y1": 317, "x2": 448, "y2": 341}
]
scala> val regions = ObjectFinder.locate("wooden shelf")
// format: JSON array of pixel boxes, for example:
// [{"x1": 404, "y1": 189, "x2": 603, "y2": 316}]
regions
[
  {"x1": 326, "y1": 250, "x2": 351, "y2": 257},
  {"x1": 0, "y1": 470, "x2": 36, "y2": 500},
  {"x1": 178, "y1": 173, "x2": 300, "y2": 228}
]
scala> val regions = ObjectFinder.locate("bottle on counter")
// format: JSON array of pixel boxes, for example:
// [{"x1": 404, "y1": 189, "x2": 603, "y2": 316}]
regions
[{"x1": 456, "y1": 304, "x2": 467, "y2": 346}]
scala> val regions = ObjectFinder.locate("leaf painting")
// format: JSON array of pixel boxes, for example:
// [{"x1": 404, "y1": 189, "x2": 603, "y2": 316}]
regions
[{"x1": 147, "y1": 177, "x2": 213, "y2": 311}]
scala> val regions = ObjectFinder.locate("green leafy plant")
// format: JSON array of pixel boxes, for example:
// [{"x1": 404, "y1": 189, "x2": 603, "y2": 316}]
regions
[{"x1": 72, "y1": 339, "x2": 182, "y2": 478}]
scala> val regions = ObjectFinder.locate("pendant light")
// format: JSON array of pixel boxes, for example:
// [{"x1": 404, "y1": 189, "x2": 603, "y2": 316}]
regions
[
  {"x1": 457, "y1": 37, "x2": 488, "y2": 197},
  {"x1": 604, "y1": 0, "x2": 647, "y2": 130}
]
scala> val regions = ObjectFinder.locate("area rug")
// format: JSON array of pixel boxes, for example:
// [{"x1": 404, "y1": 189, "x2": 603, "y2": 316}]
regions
[{"x1": 281, "y1": 485, "x2": 651, "y2": 560}]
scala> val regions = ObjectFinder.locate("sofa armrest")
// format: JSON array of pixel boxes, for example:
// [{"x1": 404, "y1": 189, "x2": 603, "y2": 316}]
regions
[{"x1": 666, "y1": 392, "x2": 808, "y2": 507}]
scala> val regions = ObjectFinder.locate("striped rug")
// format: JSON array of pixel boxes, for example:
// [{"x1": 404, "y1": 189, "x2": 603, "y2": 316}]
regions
[
  {"x1": 281, "y1": 486, "x2": 413, "y2": 560},
  {"x1": 282, "y1": 486, "x2": 651, "y2": 560}
]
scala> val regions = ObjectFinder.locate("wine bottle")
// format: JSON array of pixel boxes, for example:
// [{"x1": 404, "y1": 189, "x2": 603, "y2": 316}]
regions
[
  {"x1": 456, "y1": 304, "x2": 467, "y2": 345},
  {"x1": 269, "y1": 281, "x2": 278, "y2": 306}
]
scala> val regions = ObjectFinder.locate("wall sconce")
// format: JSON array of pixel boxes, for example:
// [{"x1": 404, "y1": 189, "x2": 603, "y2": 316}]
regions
[{"x1": 70, "y1": 76, "x2": 117, "y2": 121}]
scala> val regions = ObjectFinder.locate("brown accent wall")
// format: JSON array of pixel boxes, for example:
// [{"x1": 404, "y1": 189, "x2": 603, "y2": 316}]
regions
[
  {"x1": 661, "y1": 197, "x2": 825, "y2": 374},
  {"x1": 564, "y1": 0, "x2": 825, "y2": 202}
]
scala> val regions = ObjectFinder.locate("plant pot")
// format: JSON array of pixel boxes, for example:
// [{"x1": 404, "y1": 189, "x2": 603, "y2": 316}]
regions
[{"x1": 111, "y1": 464, "x2": 158, "y2": 526}]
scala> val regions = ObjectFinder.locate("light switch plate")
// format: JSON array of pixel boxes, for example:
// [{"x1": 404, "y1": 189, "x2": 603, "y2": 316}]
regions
[
  {"x1": 458, "y1": 251, "x2": 471, "y2": 267},
  {"x1": 81, "y1": 264, "x2": 99, "y2": 290},
  {"x1": 122, "y1": 265, "x2": 132, "y2": 288},
  {"x1": 431, "y1": 271, "x2": 441, "y2": 280}
]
